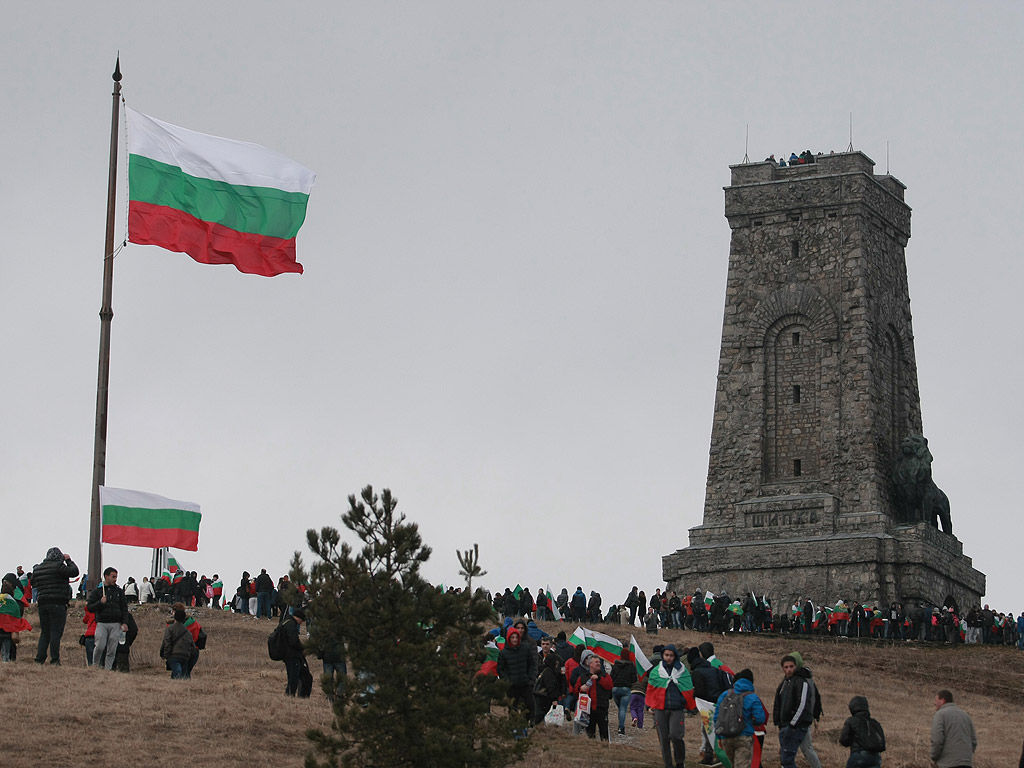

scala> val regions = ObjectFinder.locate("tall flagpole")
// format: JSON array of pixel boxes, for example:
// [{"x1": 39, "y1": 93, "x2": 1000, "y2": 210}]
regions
[{"x1": 88, "y1": 57, "x2": 123, "y2": 592}]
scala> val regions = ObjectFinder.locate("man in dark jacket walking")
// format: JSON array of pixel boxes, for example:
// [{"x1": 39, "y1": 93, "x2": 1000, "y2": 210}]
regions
[
  {"x1": 87, "y1": 567, "x2": 129, "y2": 670},
  {"x1": 31, "y1": 546, "x2": 79, "y2": 665},
  {"x1": 773, "y1": 652, "x2": 819, "y2": 768}
]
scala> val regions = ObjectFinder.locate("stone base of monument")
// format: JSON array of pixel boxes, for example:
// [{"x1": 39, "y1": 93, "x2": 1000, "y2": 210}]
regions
[{"x1": 664, "y1": 497, "x2": 984, "y2": 611}]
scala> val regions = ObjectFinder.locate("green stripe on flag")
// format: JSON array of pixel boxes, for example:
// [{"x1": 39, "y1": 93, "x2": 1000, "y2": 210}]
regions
[
  {"x1": 102, "y1": 505, "x2": 201, "y2": 531},
  {"x1": 129, "y1": 155, "x2": 310, "y2": 240}
]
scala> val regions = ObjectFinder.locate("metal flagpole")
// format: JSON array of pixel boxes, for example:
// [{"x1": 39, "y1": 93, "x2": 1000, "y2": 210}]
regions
[{"x1": 87, "y1": 57, "x2": 122, "y2": 592}]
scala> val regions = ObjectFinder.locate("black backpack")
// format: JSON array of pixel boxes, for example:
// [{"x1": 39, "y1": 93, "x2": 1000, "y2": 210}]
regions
[
  {"x1": 195, "y1": 628, "x2": 208, "y2": 650},
  {"x1": 267, "y1": 621, "x2": 289, "y2": 661},
  {"x1": 714, "y1": 689, "x2": 750, "y2": 738},
  {"x1": 861, "y1": 717, "x2": 886, "y2": 753}
]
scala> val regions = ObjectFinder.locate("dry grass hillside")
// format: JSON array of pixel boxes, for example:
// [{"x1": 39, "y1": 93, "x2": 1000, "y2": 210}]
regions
[{"x1": 1, "y1": 606, "x2": 1021, "y2": 767}]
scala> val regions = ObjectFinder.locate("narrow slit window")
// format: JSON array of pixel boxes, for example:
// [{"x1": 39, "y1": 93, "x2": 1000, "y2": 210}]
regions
[
  {"x1": 792, "y1": 331, "x2": 801, "y2": 346},
  {"x1": 793, "y1": 459, "x2": 802, "y2": 477},
  {"x1": 791, "y1": 240, "x2": 799, "y2": 259},
  {"x1": 793, "y1": 385, "x2": 801, "y2": 404}
]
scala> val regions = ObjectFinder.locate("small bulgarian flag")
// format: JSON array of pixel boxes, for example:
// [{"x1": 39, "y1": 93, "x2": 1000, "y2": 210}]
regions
[
  {"x1": 212, "y1": 580, "x2": 223, "y2": 597},
  {"x1": 645, "y1": 656, "x2": 695, "y2": 710},
  {"x1": 546, "y1": 586, "x2": 562, "y2": 621},
  {"x1": 708, "y1": 655, "x2": 735, "y2": 677},
  {"x1": 100, "y1": 487, "x2": 201, "y2": 551},
  {"x1": 703, "y1": 591, "x2": 715, "y2": 611},
  {"x1": 0, "y1": 593, "x2": 32, "y2": 633},
  {"x1": 727, "y1": 601, "x2": 743, "y2": 616},
  {"x1": 628, "y1": 635, "x2": 652, "y2": 678},
  {"x1": 127, "y1": 108, "x2": 316, "y2": 277},
  {"x1": 566, "y1": 626, "x2": 622, "y2": 665},
  {"x1": 167, "y1": 555, "x2": 181, "y2": 574},
  {"x1": 477, "y1": 640, "x2": 500, "y2": 676}
]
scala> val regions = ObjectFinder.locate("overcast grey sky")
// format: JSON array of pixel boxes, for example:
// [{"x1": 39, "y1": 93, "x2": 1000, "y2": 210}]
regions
[{"x1": 2, "y1": 3, "x2": 1021, "y2": 611}]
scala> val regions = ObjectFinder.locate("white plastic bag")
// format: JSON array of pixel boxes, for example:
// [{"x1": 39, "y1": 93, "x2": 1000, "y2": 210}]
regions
[{"x1": 544, "y1": 704, "x2": 565, "y2": 727}]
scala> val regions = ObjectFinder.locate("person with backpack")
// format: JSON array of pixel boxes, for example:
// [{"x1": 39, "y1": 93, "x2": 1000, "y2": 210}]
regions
[
  {"x1": 689, "y1": 645, "x2": 730, "y2": 767},
  {"x1": 282, "y1": 608, "x2": 312, "y2": 696},
  {"x1": 839, "y1": 695, "x2": 886, "y2": 767},
  {"x1": 161, "y1": 608, "x2": 196, "y2": 679},
  {"x1": 715, "y1": 669, "x2": 767, "y2": 768}
]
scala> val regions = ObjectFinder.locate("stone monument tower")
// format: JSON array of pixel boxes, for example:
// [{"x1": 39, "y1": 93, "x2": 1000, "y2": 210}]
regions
[{"x1": 663, "y1": 152, "x2": 984, "y2": 610}]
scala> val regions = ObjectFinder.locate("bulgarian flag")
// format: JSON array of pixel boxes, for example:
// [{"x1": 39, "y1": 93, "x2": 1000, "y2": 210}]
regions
[
  {"x1": 546, "y1": 587, "x2": 562, "y2": 620},
  {"x1": 566, "y1": 626, "x2": 622, "y2": 665},
  {"x1": 708, "y1": 655, "x2": 735, "y2": 677},
  {"x1": 212, "y1": 579, "x2": 223, "y2": 597},
  {"x1": 0, "y1": 593, "x2": 32, "y2": 633},
  {"x1": 477, "y1": 640, "x2": 500, "y2": 676},
  {"x1": 100, "y1": 487, "x2": 201, "y2": 551},
  {"x1": 727, "y1": 601, "x2": 743, "y2": 616},
  {"x1": 628, "y1": 635, "x2": 652, "y2": 678},
  {"x1": 645, "y1": 657, "x2": 695, "y2": 710},
  {"x1": 167, "y1": 555, "x2": 181, "y2": 574},
  {"x1": 126, "y1": 108, "x2": 316, "y2": 277},
  {"x1": 703, "y1": 591, "x2": 715, "y2": 611},
  {"x1": 831, "y1": 602, "x2": 850, "y2": 624}
]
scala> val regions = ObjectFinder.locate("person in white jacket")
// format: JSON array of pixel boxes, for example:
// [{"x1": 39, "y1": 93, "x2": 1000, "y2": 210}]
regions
[{"x1": 138, "y1": 577, "x2": 156, "y2": 604}]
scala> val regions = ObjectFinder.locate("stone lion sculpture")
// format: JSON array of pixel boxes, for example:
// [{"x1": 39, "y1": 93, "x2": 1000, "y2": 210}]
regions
[{"x1": 891, "y1": 435, "x2": 953, "y2": 535}]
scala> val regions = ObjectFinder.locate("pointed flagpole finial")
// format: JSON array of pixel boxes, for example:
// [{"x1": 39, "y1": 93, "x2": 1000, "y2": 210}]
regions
[{"x1": 113, "y1": 55, "x2": 122, "y2": 83}]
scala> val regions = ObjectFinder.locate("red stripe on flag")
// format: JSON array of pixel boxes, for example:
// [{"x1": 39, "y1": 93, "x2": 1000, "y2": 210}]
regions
[
  {"x1": 101, "y1": 524, "x2": 199, "y2": 551},
  {"x1": 129, "y1": 201, "x2": 303, "y2": 277}
]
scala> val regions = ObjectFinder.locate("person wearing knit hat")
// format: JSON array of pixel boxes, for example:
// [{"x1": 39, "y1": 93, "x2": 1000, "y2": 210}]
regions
[
  {"x1": 30, "y1": 546, "x2": 79, "y2": 665},
  {"x1": 773, "y1": 652, "x2": 821, "y2": 768},
  {"x1": 714, "y1": 667, "x2": 767, "y2": 768}
]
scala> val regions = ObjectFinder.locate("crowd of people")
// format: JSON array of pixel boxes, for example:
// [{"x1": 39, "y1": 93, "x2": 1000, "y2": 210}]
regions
[
  {"x1": 0, "y1": 550, "x2": 1008, "y2": 766},
  {"x1": 486, "y1": 584, "x2": 1023, "y2": 649},
  {"x1": 485, "y1": 611, "x2": 982, "y2": 768}
]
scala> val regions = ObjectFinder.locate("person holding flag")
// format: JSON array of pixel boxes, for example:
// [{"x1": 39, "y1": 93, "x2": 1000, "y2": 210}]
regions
[{"x1": 646, "y1": 643, "x2": 694, "y2": 768}]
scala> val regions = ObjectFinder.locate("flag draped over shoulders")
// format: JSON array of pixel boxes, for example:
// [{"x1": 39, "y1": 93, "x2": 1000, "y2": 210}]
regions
[{"x1": 126, "y1": 107, "x2": 316, "y2": 277}]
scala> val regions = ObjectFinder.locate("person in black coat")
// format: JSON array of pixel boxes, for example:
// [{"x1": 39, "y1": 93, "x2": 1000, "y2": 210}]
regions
[
  {"x1": 283, "y1": 609, "x2": 310, "y2": 697},
  {"x1": 86, "y1": 566, "x2": 129, "y2": 670},
  {"x1": 496, "y1": 628, "x2": 537, "y2": 723},
  {"x1": 839, "y1": 695, "x2": 883, "y2": 767},
  {"x1": 31, "y1": 546, "x2": 80, "y2": 665}
]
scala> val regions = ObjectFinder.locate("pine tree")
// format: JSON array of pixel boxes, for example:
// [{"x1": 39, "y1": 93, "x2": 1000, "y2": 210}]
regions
[{"x1": 302, "y1": 486, "x2": 527, "y2": 768}]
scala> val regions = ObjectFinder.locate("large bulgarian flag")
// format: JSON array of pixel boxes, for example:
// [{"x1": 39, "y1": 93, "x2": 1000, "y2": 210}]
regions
[
  {"x1": 645, "y1": 657, "x2": 695, "y2": 710},
  {"x1": 567, "y1": 625, "x2": 622, "y2": 665},
  {"x1": 100, "y1": 486, "x2": 202, "y2": 551},
  {"x1": 126, "y1": 108, "x2": 316, "y2": 277},
  {"x1": 0, "y1": 593, "x2": 32, "y2": 633}
]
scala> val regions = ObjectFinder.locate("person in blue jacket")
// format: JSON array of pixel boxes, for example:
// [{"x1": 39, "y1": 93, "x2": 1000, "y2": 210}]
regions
[{"x1": 715, "y1": 668, "x2": 767, "y2": 768}]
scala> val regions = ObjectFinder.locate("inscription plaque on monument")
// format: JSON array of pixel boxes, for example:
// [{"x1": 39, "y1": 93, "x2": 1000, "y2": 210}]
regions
[{"x1": 663, "y1": 152, "x2": 985, "y2": 610}]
